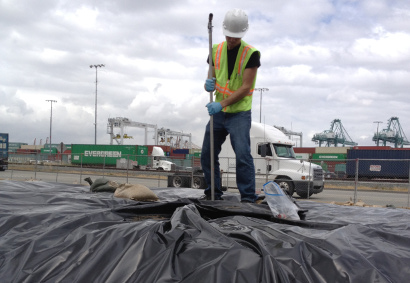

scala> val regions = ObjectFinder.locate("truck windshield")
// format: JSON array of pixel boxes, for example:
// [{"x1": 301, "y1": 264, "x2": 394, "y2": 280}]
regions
[{"x1": 273, "y1": 144, "x2": 296, "y2": 158}]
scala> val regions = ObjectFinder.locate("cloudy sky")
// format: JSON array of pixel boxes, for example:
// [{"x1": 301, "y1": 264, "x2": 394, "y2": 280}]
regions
[{"x1": 1, "y1": 0, "x2": 410, "y2": 148}]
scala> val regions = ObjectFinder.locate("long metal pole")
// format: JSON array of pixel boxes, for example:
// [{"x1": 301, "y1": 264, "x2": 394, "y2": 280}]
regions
[
  {"x1": 208, "y1": 13, "x2": 215, "y2": 200},
  {"x1": 94, "y1": 67, "x2": 98, "y2": 145},
  {"x1": 46, "y1": 100, "x2": 57, "y2": 152},
  {"x1": 90, "y1": 64, "x2": 105, "y2": 145},
  {"x1": 255, "y1": 88, "x2": 269, "y2": 123}
]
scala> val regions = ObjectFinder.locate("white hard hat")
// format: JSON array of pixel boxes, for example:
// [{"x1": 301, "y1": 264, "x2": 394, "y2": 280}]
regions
[{"x1": 222, "y1": 8, "x2": 249, "y2": 38}]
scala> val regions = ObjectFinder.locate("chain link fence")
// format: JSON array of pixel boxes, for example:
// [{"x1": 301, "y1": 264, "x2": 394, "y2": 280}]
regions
[
  {"x1": 311, "y1": 158, "x2": 410, "y2": 208},
  {"x1": 1, "y1": 152, "x2": 409, "y2": 208}
]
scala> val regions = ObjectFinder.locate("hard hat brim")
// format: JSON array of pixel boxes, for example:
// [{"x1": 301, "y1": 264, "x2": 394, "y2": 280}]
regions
[{"x1": 223, "y1": 28, "x2": 247, "y2": 38}]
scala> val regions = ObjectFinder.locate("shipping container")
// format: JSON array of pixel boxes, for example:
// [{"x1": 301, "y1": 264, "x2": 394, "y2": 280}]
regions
[
  {"x1": 41, "y1": 148, "x2": 58, "y2": 154},
  {"x1": 71, "y1": 144, "x2": 137, "y2": 166},
  {"x1": 136, "y1": 145, "x2": 148, "y2": 166},
  {"x1": 189, "y1": 148, "x2": 202, "y2": 155},
  {"x1": 147, "y1": 145, "x2": 171, "y2": 156},
  {"x1": 21, "y1": 145, "x2": 44, "y2": 150},
  {"x1": 312, "y1": 153, "x2": 347, "y2": 160},
  {"x1": 293, "y1": 147, "x2": 315, "y2": 154},
  {"x1": 172, "y1": 149, "x2": 189, "y2": 155},
  {"x1": 346, "y1": 149, "x2": 410, "y2": 179},
  {"x1": 0, "y1": 133, "x2": 9, "y2": 171},
  {"x1": 352, "y1": 146, "x2": 391, "y2": 150},
  {"x1": 8, "y1": 142, "x2": 28, "y2": 152},
  {"x1": 17, "y1": 148, "x2": 40, "y2": 153},
  {"x1": 295, "y1": 153, "x2": 309, "y2": 160},
  {"x1": 315, "y1": 147, "x2": 349, "y2": 154}
]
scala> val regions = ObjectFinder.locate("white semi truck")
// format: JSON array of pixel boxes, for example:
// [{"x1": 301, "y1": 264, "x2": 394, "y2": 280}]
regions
[
  {"x1": 133, "y1": 146, "x2": 176, "y2": 171},
  {"x1": 168, "y1": 122, "x2": 324, "y2": 198},
  {"x1": 151, "y1": 146, "x2": 175, "y2": 171}
]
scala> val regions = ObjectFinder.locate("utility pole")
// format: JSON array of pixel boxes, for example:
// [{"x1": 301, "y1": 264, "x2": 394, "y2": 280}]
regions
[
  {"x1": 46, "y1": 100, "x2": 57, "y2": 152},
  {"x1": 90, "y1": 64, "x2": 105, "y2": 145},
  {"x1": 373, "y1": 121, "x2": 383, "y2": 146},
  {"x1": 254, "y1": 88, "x2": 269, "y2": 123}
]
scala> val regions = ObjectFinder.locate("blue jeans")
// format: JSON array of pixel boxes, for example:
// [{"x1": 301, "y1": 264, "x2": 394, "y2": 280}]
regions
[{"x1": 200, "y1": 110, "x2": 257, "y2": 202}]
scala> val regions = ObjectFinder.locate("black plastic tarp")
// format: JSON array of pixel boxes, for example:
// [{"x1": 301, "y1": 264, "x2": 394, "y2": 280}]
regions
[{"x1": 1, "y1": 180, "x2": 410, "y2": 283}]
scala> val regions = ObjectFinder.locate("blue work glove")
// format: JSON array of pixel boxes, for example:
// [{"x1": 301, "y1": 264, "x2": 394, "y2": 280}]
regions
[
  {"x1": 206, "y1": 102, "x2": 222, "y2": 116},
  {"x1": 205, "y1": 78, "x2": 216, "y2": 92}
]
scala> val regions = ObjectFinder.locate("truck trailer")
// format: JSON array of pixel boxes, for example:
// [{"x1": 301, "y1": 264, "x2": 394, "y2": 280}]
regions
[
  {"x1": 0, "y1": 133, "x2": 9, "y2": 171},
  {"x1": 168, "y1": 122, "x2": 324, "y2": 198},
  {"x1": 346, "y1": 149, "x2": 410, "y2": 179}
]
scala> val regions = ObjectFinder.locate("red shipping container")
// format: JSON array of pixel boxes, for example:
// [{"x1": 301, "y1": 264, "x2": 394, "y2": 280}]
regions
[
  {"x1": 293, "y1": 147, "x2": 316, "y2": 154},
  {"x1": 352, "y1": 146, "x2": 391, "y2": 150}
]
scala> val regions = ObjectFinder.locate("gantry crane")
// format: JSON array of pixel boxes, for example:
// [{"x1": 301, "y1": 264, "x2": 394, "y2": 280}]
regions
[
  {"x1": 312, "y1": 119, "x2": 357, "y2": 147},
  {"x1": 157, "y1": 128, "x2": 192, "y2": 149},
  {"x1": 107, "y1": 117, "x2": 158, "y2": 145},
  {"x1": 274, "y1": 125, "x2": 303, "y2": 147},
  {"x1": 372, "y1": 117, "x2": 410, "y2": 148},
  {"x1": 107, "y1": 117, "x2": 194, "y2": 148}
]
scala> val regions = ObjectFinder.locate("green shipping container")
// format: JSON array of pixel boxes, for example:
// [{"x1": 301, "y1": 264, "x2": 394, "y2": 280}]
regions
[
  {"x1": 71, "y1": 144, "x2": 137, "y2": 166},
  {"x1": 312, "y1": 153, "x2": 347, "y2": 160},
  {"x1": 136, "y1": 145, "x2": 148, "y2": 166},
  {"x1": 41, "y1": 148, "x2": 58, "y2": 154}
]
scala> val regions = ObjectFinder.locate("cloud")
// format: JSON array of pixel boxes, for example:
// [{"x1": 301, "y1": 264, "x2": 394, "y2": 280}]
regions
[{"x1": 1, "y1": 0, "x2": 410, "y2": 149}]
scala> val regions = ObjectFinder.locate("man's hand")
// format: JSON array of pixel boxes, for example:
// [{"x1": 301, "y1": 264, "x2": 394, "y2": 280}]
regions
[
  {"x1": 206, "y1": 102, "x2": 222, "y2": 115},
  {"x1": 205, "y1": 78, "x2": 216, "y2": 92}
]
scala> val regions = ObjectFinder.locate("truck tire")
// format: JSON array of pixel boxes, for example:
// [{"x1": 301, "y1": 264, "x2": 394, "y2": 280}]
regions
[
  {"x1": 192, "y1": 176, "x2": 206, "y2": 190},
  {"x1": 297, "y1": 190, "x2": 313, "y2": 199},
  {"x1": 274, "y1": 178, "x2": 294, "y2": 196},
  {"x1": 172, "y1": 175, "x2": 188, "y2": 188}
]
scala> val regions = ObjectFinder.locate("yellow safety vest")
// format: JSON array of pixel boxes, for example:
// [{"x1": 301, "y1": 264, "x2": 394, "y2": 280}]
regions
[{"x1": 212, "y1": 40, "x2": 259, "y2": 113}]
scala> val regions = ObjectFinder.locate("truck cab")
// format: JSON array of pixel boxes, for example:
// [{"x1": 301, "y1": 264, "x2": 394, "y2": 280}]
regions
[
  {"x1": 151, "y1": 146, "x2": 175, "y2": 171},
  {"x1": 221, "y1": 122, "x2": 324, "y2": 198}
]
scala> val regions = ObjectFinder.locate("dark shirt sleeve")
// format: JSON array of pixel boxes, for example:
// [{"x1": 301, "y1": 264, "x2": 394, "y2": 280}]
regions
[{"x1": 245, "y1": 51, "x2": 261, "y2": 69}]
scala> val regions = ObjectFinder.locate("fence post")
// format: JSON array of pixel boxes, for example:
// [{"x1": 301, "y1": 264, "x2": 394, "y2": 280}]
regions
[
  {"x1": 79, "y1": 153, "x2": 83, "y2": 184},
  {"x1": 407, "y1": 160, "x2": 410, "y2": 208},
  {"x1": 265, "y1": 158, "x2": 269, "y2": 183},
  {"x1": 103, "y1": 155, "x2": 106, "y2": 177},
  {"x1": 126, "y1": 154, "x2": 130, "y2": 184},
  {"x1": 354, "y1": 158, "x2": 359, "y2": 203},
  {"x1": 34, "y1": 152, "x2": 38, "y2": 180},
  {"x1": 307, "y1": 160, "x2": 312, "y2": 199}
]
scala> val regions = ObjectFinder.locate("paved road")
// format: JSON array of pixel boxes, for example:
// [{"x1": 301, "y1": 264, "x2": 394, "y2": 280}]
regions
[{"x1": 1, "y1": 169, "x2": 409, "y2": 208}]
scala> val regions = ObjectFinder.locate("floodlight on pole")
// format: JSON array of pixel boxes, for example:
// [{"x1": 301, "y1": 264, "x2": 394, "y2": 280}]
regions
[
  {"x1": 46, "y1": 100, "x2": 57, "y2": 152},
  {"x1": 90, "y1": 64, "x2": 105, "y2": 145},
  {"x1": 254, "y1": 88, "x2": 269, "y2": 123}
]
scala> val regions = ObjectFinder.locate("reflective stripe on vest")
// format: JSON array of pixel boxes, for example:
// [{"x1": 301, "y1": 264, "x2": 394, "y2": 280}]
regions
[
  {"x1": 238, "y1": 45, "x2": 253, "y2": 77},
  {"x1": 214, "y1": 42, "x2": 224, "y2": 70}
]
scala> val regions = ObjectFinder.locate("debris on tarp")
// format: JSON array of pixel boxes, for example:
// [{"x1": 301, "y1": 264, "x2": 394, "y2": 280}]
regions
[
  {"x1": 331, "y1": 197, "x2": 394, "y2": 208},
  {"x1": 1, "y1": 180, "x2": 410, "y2": 283}
]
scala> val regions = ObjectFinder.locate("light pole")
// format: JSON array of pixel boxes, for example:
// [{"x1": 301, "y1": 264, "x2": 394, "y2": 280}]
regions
[
  {"x1": 373, "y1": 121, "x2": 383, "y2": 146},
  {"x1": 254, "y1": 88, "x2": 269, "y2": 123},
  {"x1": 46, "y1": 100, "x2": 57, "y2": 152},
  {"x1": 90, "y1": 64, "x2": 105, "y2": 145}
]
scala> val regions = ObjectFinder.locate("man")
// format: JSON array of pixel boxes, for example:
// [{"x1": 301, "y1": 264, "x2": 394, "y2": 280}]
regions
[{"x1": 200, "y1": 8, "x2": 261, "y2": 203}]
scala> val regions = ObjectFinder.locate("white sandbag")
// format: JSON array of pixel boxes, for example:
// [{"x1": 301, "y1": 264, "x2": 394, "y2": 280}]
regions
[{"x1": 114, "y1": 183, "x2": 159, "y2": 201}]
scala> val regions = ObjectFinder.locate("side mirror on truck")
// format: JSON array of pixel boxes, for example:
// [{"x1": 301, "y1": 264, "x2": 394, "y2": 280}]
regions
[{"x1": 258, "y1": 143, "x2": 267, "y2": 157}]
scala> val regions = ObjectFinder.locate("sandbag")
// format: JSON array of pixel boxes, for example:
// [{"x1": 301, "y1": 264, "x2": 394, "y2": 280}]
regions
[
  {"x1": 114, "y1": 183, "x2": 159, "y2": 201},
  {"x1": 90, "y1": 178, "x2": 120, "y2": 193}
]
